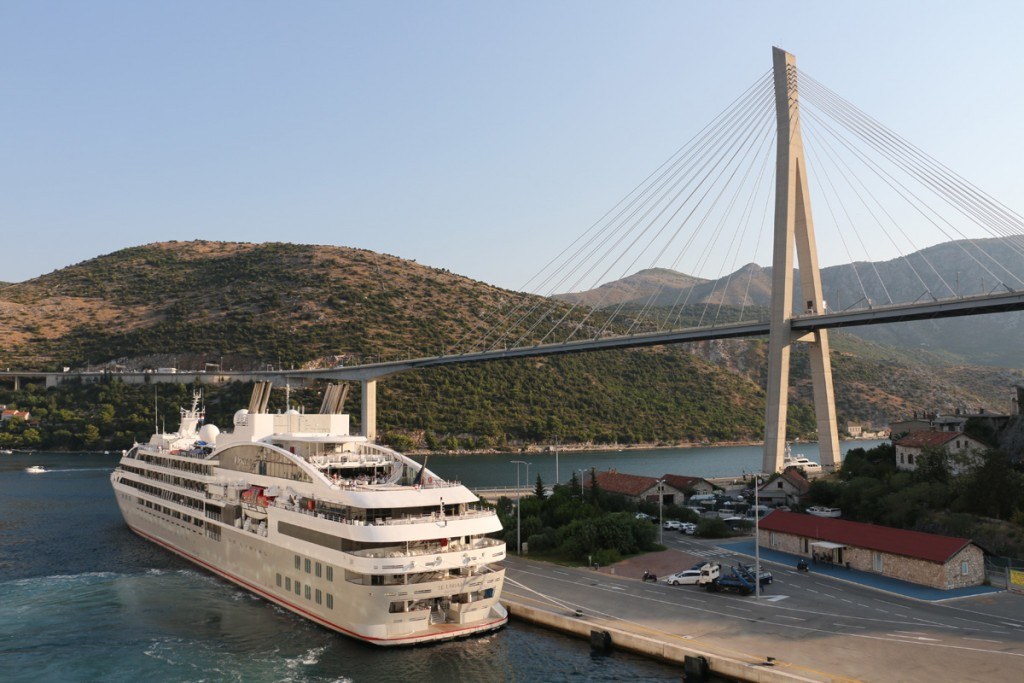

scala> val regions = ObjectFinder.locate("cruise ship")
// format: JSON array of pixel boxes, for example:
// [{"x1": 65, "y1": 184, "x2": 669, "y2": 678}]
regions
[{"x1": 110, "y1": 383, "x2": 507, "y2": 645}]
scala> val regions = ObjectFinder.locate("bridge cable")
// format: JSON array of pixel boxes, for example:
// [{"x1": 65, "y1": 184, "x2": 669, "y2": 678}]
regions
[
  {"x1": 521, "y1": 79, "x2": 775, "y2": 347},
  {"x1": 799, "y1": 73, "x2": 1024, "y2": 290},
  {"x1": 470, "y1": 73, "x2": 774, "y2": 352}
]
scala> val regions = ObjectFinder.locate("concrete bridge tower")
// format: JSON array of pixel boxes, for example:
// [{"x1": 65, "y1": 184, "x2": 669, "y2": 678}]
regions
[{"x1": 763, "y1": 47, "x2": 841, "y2": 473}]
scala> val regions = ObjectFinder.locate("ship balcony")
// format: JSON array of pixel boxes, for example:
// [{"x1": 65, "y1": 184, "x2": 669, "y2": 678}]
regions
[
  {"x1": 339, "y1": 538, "x2": 506, "y2": 576},
  {"x1": 279, "y1": 502, "x2": 496, "y2": 528}
]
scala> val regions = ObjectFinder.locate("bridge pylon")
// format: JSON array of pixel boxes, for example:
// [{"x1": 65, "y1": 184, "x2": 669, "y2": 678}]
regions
[{"x1": 763, "y1": 47, "x2": 841, "y2": 474}]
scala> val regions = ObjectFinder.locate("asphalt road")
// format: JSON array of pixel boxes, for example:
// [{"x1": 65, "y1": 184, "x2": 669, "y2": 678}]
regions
[{"x1": 503, "y1": 534, "x2": 1024, "y2": 682}]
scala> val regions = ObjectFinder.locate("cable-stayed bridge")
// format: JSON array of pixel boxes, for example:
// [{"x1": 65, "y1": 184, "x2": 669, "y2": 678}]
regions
[{"x1": 7, "y1": 48, "x2": 1024, "y2": 474}]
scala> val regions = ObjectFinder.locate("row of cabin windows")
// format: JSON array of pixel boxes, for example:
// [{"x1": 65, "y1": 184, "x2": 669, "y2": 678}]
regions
[
  {"x1": 276, "y1": 573, "x2": 334, "y2": 609},
  {"x1": 293, "y1": 554, "x2": 333, "y2": 581}
]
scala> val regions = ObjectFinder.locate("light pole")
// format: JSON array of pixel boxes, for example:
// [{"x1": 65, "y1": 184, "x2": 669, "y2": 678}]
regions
[
  {"x1": 657, "y1": 480, "x2": 665, "y2": 544},
  {"x1": 577, "y1": 469, "x2": 586, "y2": 498},
  {"x1": 554, "y1": 438, "x2": 559, "y2": 485},
  {"x1": 755, "y1": 476, "x2": 762, "y2": 599},
  {"x1": 511, "y1": 460, "x2": 529, "y2": 555}
]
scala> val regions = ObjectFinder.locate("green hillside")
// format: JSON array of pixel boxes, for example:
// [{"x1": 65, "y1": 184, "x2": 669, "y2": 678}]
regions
[{"x1": 1, "y1": 241, "x2": 1020, "y2": 452}]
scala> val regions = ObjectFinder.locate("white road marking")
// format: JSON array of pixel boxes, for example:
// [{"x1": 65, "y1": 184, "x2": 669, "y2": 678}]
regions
[
  {"x1": 774, "y1": 614, "x2": 806, "y2": 621},
  {"x1": 552, "y1": 570, "x2": 570, "y2": 576},
  {"x1": 833, "y1": 623, "x2": 867, "y2": 629},
  {"x1": 965, "y1": 637, "x2": 1002, "y2": 644},
  {"x1": 888, "y1": 634, "x2": 941, "y2": 642}
]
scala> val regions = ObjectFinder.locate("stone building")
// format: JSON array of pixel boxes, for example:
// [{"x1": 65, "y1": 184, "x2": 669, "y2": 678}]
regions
[
  {"x1": 756, "y1": 468, "x2": 809, "y2": 508},
  {"x1": 759, "y1": 510, "x2": 985, "y2": 590},
  {"x1": 894, "y1": 431, "x2": 987, "y2": 474},
  {"x1": 660, "y1": 474, "x2": 714, "y2": 497},
  {"x1": 583, "y1": 470, "x2": 687, "y2": 505}
]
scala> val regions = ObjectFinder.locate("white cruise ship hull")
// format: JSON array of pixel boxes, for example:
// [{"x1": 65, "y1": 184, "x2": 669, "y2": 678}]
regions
[
  {"x1": 112, "y1": 477, "x2": 507, "y2": 645},
  {"x1": 110, "y1": 388, "x2": 508, "y2": 647}
]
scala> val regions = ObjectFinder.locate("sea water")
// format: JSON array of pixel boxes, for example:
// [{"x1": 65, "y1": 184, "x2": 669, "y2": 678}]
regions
[
  {"x1": 0, "y1": 453, "x2": 685, "y2": 682},
  {"x1": 425, "y1": 440, "x2": 885, "y2": 488}
]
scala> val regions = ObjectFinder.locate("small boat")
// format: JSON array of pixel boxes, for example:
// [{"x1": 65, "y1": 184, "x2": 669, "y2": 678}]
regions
[
  {"x1": 782, "y1": 444, "x2": 821, "y2": 473},
  {"x1": 25, "y1": 465, "x2": 47, "y2": 474},
  {"x1": 1, "y1": 449, "x2": 13, "y2": 455},
  {"x1": 807, "y1": 506, "x2": 841, "y2": 518}
]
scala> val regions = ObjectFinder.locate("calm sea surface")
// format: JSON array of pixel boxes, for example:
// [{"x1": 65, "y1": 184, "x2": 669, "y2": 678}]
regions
[
  {"x1": 424, "y1": 440, "x2": 885, "y2": 488},
  {"x1": 0, "y1": 452, "x2": 687, "y2": 683}
]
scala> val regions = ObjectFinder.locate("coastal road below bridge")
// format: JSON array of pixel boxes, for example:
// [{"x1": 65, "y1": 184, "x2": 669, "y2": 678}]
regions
[{"x1": 501, "y1": 536, "x2": 1024, "y2": 682}]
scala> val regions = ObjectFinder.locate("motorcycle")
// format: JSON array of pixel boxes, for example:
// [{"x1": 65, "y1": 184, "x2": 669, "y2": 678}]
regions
[
  {"x1": 796, "y1": 559, "x2": 809, "y2": 572},
  {"x1": 642, "y1": 570, "x2": 658, "y2": 583}
]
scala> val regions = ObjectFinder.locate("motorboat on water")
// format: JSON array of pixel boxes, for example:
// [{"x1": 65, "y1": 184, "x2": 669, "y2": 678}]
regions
[
  {"x1": 25, "y1": 465, "x2": 46, "y2": 474},
  {"x1": 782, "y1": 444, "x2": 822, "y2": 473},
  {"x1": 110, "y1": 384, "x2": 507, "y2": 646}
]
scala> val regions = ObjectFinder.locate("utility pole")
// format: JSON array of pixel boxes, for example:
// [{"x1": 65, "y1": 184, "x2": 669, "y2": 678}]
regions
[{"x1": 511, "y1": 460, "x2": 525, "y2": 555}]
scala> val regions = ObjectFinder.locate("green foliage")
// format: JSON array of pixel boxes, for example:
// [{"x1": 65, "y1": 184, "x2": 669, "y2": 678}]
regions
[
  {"x1": 496, "y1": 484, "x2": 659, "y2": 562},
  {"x1": 811, "y1": 443, "x2": 1024, "y2": 557},
  {"x1": 696, "y1": 517, "x2": 731, "y2": 538}
]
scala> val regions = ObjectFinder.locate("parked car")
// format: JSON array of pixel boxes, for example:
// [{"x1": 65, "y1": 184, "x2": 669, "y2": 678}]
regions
[
  {"x1": 679, "y1": 522, "x2": 697, "y2": 535},
  {"x1": 635, "y1": 512, "x2": 654, "y2": 521},
  {"x1": 663, "y1": 520, "x2": 682, "y2": 530},
  {"x1": 737, "y1": 562, "x2": 773, "y2": 585},
  {"x1": 663, "y1": 569, "x2": 702, "y2": 586}
]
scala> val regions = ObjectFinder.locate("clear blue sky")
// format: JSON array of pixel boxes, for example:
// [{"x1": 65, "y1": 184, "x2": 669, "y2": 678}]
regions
[{"x1": 3, "y1": 1, "x2": 1023, "y2": 290}]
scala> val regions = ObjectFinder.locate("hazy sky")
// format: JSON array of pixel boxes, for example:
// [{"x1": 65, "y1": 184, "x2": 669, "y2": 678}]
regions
[{"x1": 3, "y1": 1, "x2": 1023, "y2": 291}]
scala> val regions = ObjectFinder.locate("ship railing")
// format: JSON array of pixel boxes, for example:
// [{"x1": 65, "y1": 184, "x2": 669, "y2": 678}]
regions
[
  {"x1": 276, "y1": 502, "x2": 495, "y2": 527},
  {"x1": 308, "y1": 453, "x2": 391, "y2": 468},
  {"x1": 351, "y1": 537, "x2": 504, "y2": 560}
]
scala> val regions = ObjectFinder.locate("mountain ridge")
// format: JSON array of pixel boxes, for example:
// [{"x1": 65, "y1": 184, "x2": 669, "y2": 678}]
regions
[{"x1": 1, "y1": 239, "x2": 1020, "y2": 449}]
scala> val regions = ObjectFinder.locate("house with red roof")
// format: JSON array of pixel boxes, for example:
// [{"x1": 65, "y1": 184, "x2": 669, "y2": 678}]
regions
[
  {"x1": 659, "y1": 474, "x2": 714, "y2": 496},
  {"x1": 894, "y1": 431, "x2": 986, "y2": 474},
  {"x1": 756, "y1": 467, "x2": 810, "y2": 508},
  {"x1": 0, "y1": 409, "x2": 30, "y2": 422},
  {"x1": 583, "y1": 470, "x2": 687, "y2": 506},
  {"x1": 759, "y1": 510, "x2": 985, "y2": 589}
]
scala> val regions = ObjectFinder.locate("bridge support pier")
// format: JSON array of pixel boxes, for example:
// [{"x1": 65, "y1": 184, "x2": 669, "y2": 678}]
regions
[
  {"x1": 763, "y1": 47, "x2": 840, "y2": 474},
  {"x1": 361, "y1": 379, "x2": 377, "y2": 443}
]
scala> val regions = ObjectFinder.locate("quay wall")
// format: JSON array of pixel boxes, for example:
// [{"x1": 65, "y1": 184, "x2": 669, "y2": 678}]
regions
[{"x1": 503, "y1": 598, "x2": 818, "y2": 683}]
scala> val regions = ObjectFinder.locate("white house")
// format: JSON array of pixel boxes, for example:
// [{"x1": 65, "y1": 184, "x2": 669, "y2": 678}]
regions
[{"x1": 894, "y1": 431, "x2": 987, "y2": 474}]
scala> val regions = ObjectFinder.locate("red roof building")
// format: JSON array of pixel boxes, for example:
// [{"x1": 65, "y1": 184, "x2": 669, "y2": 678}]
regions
[
  {"x1": 583, "y1": 470, "x2": 686, "y2": 505},
  {"x1": 660, "y1": 474, "x2": 714, "y2": 495},
  {"x1": 759, "y1": 510, "x2": 984, "y2": 589},
  {"x1": 894, "y1": 431, "x2": 986, "y2": 474},
  {"x1": 757, "y1": 467, "x2": 809, "y2": 508}
]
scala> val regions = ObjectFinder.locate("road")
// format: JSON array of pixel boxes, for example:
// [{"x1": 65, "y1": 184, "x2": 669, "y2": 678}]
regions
[{"x1": 502, "y1": 534, "x2": 1024, "y2": 682}]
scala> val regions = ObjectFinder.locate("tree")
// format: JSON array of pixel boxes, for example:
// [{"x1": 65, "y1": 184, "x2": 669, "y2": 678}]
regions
[
  {"x1": 568, "y1": 471, "x2": 581, "y2": 499},
  {"x1": 589, "y1": 468, "x2": 600, "y2": 508},
  {"x1": 913, "y1": 448, "x2": 951, "y2": 485},
  {"x1": 533, "y1": 472, "x2": 546, "y2": 499}
]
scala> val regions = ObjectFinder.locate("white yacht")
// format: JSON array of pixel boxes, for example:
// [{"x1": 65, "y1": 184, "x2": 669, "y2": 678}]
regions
[
  {"x1": 110, "y1": 383, "x2": 507, "y2": 645},
  {"x1": 782, "y1": 445, "x2": 822, "y2": 474}
]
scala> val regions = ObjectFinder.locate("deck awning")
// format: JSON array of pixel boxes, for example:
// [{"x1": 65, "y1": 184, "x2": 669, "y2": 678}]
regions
[{"x1": 810, "y1": 541, "x2": 845, "y2": 550}]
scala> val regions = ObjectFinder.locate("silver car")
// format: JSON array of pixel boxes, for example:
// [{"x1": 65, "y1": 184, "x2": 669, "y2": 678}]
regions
[{"x1": 663, "y1": 569, "x2": 702, "y2": 586}]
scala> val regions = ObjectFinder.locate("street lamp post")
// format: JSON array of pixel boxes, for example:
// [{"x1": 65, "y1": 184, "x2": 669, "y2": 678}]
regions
[
  {"x1": 577, "y1": 469, "x2": 586, "y2": 498},
  {"x1": 755, "y1": 476, "x2": 762, "y2": 599},
  {"x1": 657, "y1": 480, "x2": 665, "y2": 544},
  {"x1": 507, "y1": 464, "x2": 524, "y2": 557},
  {"x1": 554, "y1": 438, "x2": 559, "y2": 485}
]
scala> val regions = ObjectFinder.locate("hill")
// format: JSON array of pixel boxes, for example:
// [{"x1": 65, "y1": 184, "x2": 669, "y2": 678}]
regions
[
  {"x1": 0, "y1": 240, "x2": 1020, "y2": 451},
  {"x1": 555, "y1": 238, "x2": 1024, "y2": 367}
]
